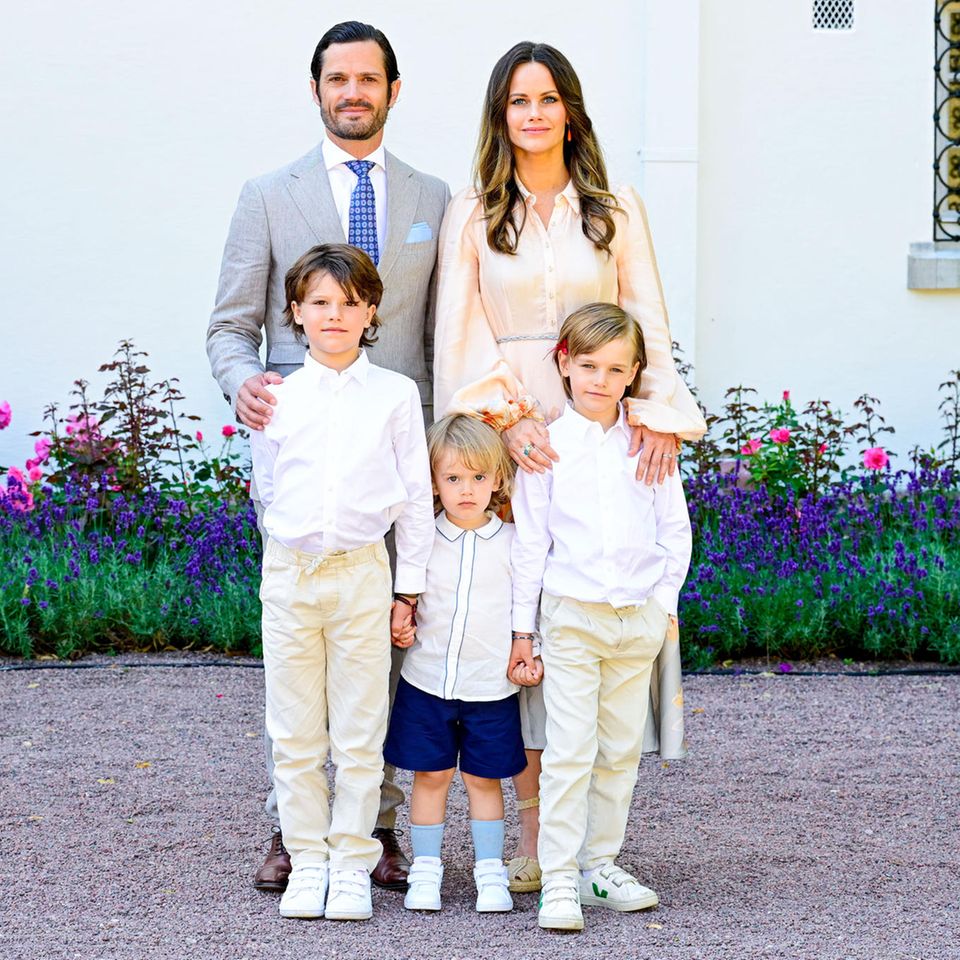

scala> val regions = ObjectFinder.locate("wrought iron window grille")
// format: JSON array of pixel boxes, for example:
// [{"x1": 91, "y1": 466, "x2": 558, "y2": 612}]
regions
[{"x1": 935, "y1": 1, "x2": 960, "y2": 240}]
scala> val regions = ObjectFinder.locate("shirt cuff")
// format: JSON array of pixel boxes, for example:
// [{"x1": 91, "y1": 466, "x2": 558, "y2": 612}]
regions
[
  {"x1": 512, "y1": 605, "x2": 539, "y2": 634},
  {"x1": 652, "y1": 585, "x2": 680, "y2": 617},
  {"x1": 394, "y1": 564, "x2": 427, "y2": 596}
]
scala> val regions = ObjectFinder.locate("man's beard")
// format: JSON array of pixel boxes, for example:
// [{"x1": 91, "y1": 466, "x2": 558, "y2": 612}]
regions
[{"x1": 321, "y1": 100, "x2": 390, "y2": 141}]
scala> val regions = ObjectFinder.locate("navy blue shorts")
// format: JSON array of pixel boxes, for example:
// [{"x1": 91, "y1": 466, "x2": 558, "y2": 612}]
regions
[{"x1": 384, "y1": 677, "x2": 527, "y2": 779}]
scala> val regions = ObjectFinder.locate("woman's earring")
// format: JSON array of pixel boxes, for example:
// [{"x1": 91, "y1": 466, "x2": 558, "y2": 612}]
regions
[{"x1": 566, "y1": 124, "x2": 573, "y2": 143}]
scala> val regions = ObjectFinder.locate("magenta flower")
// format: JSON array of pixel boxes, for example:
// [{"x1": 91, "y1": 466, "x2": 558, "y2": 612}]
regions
[
  {"x1": 0, "y1": 401, "x2": 11, "y2": 430},
  {"x1": 34, "y1": 437, "x2": 52, "y2": 462},
  {"x1": 770, "y1": 427, "x2": 791, "y2": 444},
  {"x1": 741, "y1": 438, "x2": 762, "y2": 455},
  {"x1": 28, "y1": 466, "x2": 43, "y2": 483},
  {"x1": 818, "y1": 442, "x2": 828, "y2": 455},
  {"x1": 195, "y1": 430, "x2": 204, "y2": 443},
  {"x1": 221, "y1": 425, "x2": 237, "y2": 438},
  {"x1": 863, "y1": 447, "x2": 889, "y2": 470},
  {"x1": 782, "y1": 390, "x2": 790, "y2": 402},
  {"x1": 7, "y1": 465, "x2": 25, "y2": 484}
]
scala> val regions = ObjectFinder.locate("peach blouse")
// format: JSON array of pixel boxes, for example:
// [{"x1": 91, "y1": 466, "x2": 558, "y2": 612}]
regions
[{"x1": 433, "y1": 180, "x2": 707, "y2": 440}]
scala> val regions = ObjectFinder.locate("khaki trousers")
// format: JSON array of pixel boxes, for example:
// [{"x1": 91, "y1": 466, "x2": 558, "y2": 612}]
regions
[
  {"x1": 260, "y1": 538, "x2": 392, "y2": 871},
  {"x1": 537, "y1": 592, "x2": 668, "y2": 879}
]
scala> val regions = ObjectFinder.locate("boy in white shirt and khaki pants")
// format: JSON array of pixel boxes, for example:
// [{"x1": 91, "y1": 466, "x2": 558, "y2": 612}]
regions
[
  {"x1": 510, "y1": 303, "x2": 693, "y2": 933},
  {"x1": 251, "y1": 244, "x2": 434, "y2": 922}
]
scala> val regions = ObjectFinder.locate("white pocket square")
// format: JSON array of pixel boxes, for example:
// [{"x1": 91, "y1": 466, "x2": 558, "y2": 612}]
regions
[{"x1": 405, "y1": 221, "x2": 433, "y2": 243}]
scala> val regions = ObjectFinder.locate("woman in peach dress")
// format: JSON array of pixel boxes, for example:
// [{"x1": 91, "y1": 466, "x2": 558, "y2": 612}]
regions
[{"x1": 433, "y1": 41, "x2": 706, "y2": 893}]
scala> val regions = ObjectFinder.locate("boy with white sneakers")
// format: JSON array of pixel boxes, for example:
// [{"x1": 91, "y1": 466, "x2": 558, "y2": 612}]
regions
[
  {"x1": 383, "y1": 415, "x2": 535, "y2": 914},
  {"x1": 510, "y1": 304, "x2": 692, "y2": 932},
  {"x1": 251, "y1": 244, "x2": 434, "y2": 921}
]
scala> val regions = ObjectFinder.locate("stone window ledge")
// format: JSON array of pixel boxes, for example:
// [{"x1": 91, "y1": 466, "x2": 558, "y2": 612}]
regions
[{"x1": 907, "y1": 242, "x2": 960, "y2": 289}]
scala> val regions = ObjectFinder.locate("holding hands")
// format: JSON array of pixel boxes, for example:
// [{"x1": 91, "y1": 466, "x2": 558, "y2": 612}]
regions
[
  {"x1": 391, "y1": 595, "x2": 418, "y2": 648},
  {"x1": 508, "y1": 632, "x2": 543, "y2": 687}
]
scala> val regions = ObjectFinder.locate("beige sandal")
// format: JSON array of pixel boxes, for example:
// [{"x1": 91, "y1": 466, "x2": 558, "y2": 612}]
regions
[{"x1": 506, "y1": 796, "x2": 542, "y2": 892}]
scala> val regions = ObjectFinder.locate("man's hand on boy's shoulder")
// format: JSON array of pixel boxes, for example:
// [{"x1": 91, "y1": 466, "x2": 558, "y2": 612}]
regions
[{"x1": 237, "y1": 371, "x2": 284, "y2": 430}]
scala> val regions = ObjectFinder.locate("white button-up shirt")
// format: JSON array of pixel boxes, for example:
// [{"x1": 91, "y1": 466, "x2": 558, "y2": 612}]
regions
[
  {"x1": 322, "y1": 138, "x2": 387, "y2": 254},
  {"x1": 511, "y1": 404, "x2": 692, "y2": 632},
  {"x1": 401, "y1": 512, "x2": 518, "y2": 702},
  {"x1": 250, "y1": 351, "x2": 434, "y2": 593}
]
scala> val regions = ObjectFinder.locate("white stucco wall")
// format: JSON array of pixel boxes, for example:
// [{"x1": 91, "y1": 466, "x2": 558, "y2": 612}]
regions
[
  {"x1": 1, "y1": 0, "x2": 676, "y2": 468},
  {"x1": 696, "y1": 0, "x2": 959, "y2": 454}
]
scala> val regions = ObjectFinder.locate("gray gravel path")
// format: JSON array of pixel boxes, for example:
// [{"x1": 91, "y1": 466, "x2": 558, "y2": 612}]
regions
[{"x1": 1, "y1": 656, "x2": 957, "y2": 960}]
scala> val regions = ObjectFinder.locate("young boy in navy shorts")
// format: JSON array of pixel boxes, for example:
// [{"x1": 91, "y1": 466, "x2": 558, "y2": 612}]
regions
[{"x1": 384, "y1": 415, "x2": 537, "y2": 913}]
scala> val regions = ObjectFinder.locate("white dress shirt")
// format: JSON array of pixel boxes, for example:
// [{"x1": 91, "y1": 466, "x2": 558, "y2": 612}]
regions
[
  {"x1": 401, "y1": 512, "x2": 518, "y2": 702},
  {"x1": 322, "y1": 138, "x2": 388, "y2": 254},
  {"x1": 250, "y1": 350, "x2": 434, "y2": 593},
  {"x1": 511, "y1": 404, "x2": 692, "y2": 632}
]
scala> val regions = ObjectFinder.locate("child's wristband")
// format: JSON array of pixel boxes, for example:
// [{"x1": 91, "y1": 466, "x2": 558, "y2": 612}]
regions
[{"x1": 393, "y1": 594, "x2": 418, "y2": 608}]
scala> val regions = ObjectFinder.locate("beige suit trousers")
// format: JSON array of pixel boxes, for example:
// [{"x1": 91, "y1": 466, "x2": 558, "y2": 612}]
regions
[
  {"x1": 260, "y1": 538, "x2": 392, "y2": 872},
  {"x1": 538, "y1": 592, "x2": 667, "y2": 879}
]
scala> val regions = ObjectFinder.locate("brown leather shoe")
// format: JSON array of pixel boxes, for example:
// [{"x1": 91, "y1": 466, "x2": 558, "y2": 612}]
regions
[
  {"x1": 253, "y1": 830, "x2": 291, "y2": 892},
  {"x1": 370, "y1": 827, "x2": 410, "y2": 890}
]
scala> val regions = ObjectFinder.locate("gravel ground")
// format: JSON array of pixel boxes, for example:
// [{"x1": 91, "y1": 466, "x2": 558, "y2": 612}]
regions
[{"x1": 1, "y1": 655, "x2": 957, "y2": 960}]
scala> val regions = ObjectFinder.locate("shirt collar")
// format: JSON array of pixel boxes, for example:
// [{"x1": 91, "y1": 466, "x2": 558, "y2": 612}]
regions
[
  {"x1": 514, "y1": 175, "x2": 581, "y2": 216},
  {"x1": 559, "y1": 401, "x2": 631, "y2": 441},
  {"x1": 435, "y1": 511, "x2": 503, "y2": 542},
  {"x1": 322, "y1": 137, "x2": 386, "y2": 173},
  {"x1": 302, "y1": 348, "x2": 370, "y2": 386}
]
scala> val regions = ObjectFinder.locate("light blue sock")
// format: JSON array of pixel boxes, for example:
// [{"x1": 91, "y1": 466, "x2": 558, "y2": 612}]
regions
[
  {"x1": 470, "y1": 818, "x2": 505, "y2": 862},
  {"x1": 410, "y1": 823, "x2": 444, "y2": 859}
]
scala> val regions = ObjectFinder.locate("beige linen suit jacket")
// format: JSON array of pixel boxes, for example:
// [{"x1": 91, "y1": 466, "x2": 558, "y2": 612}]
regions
[{"x1": 206, "y1": 142, "x2": 450, "y2": 421}]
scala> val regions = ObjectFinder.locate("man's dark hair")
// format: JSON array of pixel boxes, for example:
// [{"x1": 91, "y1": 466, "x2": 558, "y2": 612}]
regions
[{"x1": 311, "y1": 21, "x2": 399, "y2": 85}]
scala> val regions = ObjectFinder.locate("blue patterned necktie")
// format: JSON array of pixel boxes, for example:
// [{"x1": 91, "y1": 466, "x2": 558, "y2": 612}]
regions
[{"x1": 345, "y1": 159, "x2": 380, "y2": 265}]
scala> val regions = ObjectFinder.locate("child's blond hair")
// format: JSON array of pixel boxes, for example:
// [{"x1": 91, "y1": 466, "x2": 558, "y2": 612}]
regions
[
  {"x1": 552, "y1": 302, "x2": 647, "y2": 401},
  {"x1": 426, "y1": 415, "x2": 515, "y2": 513}
]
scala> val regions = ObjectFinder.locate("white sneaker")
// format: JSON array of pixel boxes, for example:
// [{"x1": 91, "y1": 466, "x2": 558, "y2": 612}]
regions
[
  {"x1": 325, "y1": 868, "x2": 373, "y2": 921},
  {"x1": 579, "y1": 863, "x2": 658, "y2": 911},
  {"x1": 473, "y1": 858, "x2": 513, "y2": 913},
  {"x1": 278, "y1": 863, "x2": 328, "y2": 919},
  {"x1": 404, "y1": 856, "x2": 443, "y2": 911},
  {"x1": 537, "y1": 874, "x2": 583, "y2": 931}
]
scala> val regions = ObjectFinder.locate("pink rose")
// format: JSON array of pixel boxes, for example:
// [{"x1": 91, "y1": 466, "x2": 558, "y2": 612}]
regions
[
  {"x1": 195, "y1": 431, "x2": 203, "y2": 443},
  {"x1": 863, "y1": 447, "x2": 889, "y2": 470},
  {"x1": 740, "y1": 438, "x2": 762, "y2": 455},
  {"x1": 0, "y1": 401, "x2": 11, "y2": 430},
  {"x1": 782, "y1": 390, "x2": 790, "y2": 402},
  {"x1": 221, "y1": 424, "x2": 237, "y2": 438},
  {"x1": 7, "y1": 465, "x2": 24, "y2": 484},
  {"x1": 28, "y1": 466, "x2": 43, "y2": 483},
  {"x1": 770, "y1": 427, "x2": 791, "y2": 444},
  {"x1": 34, "y1": 437, "x2": 52, "y2": 462},
  {"x1": 818, "y1": 443, "x2": 828, "y2": 455}
]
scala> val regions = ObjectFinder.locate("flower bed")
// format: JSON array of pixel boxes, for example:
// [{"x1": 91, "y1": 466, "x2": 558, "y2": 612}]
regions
[{"x1": 1, "y1": 344, "x2": 958, "y2": 662}]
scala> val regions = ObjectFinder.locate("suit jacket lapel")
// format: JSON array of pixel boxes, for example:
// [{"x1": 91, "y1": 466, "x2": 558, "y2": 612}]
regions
[
  {"x1": 378, "y1": 151, "x2": 421, "y2": 280},
  {"x1": 286, "y1": 145, "x2": 346, "y2": 243}
]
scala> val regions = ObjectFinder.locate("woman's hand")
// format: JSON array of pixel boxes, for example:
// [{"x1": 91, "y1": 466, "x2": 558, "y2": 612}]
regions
[
  {"x1": 628, "y1": 425, "x2": 678, "y2": 485},
  {"x1": 503, "y1": 419, "x2": 559, "y2": 474}
]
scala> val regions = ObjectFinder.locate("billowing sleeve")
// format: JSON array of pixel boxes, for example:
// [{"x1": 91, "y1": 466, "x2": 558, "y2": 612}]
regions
[
  {"x1": 614, "y1": 186, "x2": 707, "y2": 442},
  {"x1": 433, "y1": 191, "x2": 541, "y2": 429}
]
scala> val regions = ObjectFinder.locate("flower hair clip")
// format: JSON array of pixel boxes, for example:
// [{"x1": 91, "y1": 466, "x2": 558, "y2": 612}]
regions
[{"x1": 554, "y1": 338, "x2": 569, "y2": 357}]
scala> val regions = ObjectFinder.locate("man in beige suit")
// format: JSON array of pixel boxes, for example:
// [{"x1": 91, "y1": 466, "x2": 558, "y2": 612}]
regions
[{"x1": 206, "y1": 20, "x2": 449, "y2": 894}]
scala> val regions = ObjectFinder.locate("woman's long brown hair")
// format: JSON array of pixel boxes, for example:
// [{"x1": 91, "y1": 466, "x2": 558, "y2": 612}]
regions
[{"x1": 474, "y1": 41, "x2": 620, "y2": 256}]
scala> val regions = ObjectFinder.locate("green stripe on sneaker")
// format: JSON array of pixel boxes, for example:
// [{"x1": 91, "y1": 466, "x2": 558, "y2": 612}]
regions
[{"x1": 591, "y1": 882, "x2": 608, "y2": 899}]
